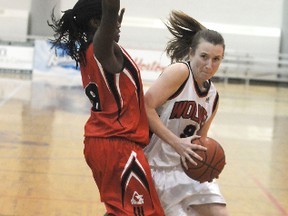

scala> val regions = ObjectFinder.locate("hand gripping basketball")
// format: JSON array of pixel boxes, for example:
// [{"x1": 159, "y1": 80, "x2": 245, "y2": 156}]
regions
[{"x1": 181, "y1": 137, "x2": 226, "y2": 183}]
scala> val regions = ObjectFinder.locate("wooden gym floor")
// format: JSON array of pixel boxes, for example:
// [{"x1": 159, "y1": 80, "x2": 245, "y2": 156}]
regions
[{"x1": 0, "y1": 72, "x2": 287, "y2": 216}]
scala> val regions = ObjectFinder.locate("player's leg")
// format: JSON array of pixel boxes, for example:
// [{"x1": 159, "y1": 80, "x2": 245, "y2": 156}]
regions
[
  {"x1": 165, "y1": 203, "x2": 198, "y2": 216},
  {"x1": 192, "y1": 203, "x2": 229, "y2": 216},
  {"x1": 120, "y1": 143, "x2": 165, "y2": 215},
  {"x1": 84, "y1": 137, "x2": 164, "y2": 215},
  {"x1": 184, "y1": 180, "x2": 228, "y2": 216}
]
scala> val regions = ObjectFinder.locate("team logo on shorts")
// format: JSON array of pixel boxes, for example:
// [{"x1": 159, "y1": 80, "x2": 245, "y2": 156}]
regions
[
  {"x1": 120, "y1": 151, "x2": 150, "y2": 208},
  {"x1": 131, "y1": 191, "x2": 144, "y2": 205}
]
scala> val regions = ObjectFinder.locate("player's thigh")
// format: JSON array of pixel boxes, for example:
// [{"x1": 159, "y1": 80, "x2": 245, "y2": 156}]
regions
[{"x1": 192, "y1": 203, "x2": 229, "y2": 216}]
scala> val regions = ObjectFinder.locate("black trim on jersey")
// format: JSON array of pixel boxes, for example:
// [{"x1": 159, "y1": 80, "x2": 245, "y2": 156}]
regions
[
  {"x1": 104, "y1": 72, "x2": 122, "y2": 118},
  {"x1": 103, "y1": 52, "x2": 141, "y2": 122},
  {"x1": 212, "y1": 92, "x2": 219, "y2": 113},
  {"x1": 123, "y1": 54, "x2": 141, "y2": 107},
  {"x1": 193, "y1": 78, "x2": 211, "y2": 97}
]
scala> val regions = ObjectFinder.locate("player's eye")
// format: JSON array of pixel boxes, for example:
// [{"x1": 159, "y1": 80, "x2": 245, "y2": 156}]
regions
[
  {"x1": 213, "y1": 57, "x2": 221, "y2": 62},
  {"x1": 200, "y1": 54, "x2": 208, "y2": 60}
]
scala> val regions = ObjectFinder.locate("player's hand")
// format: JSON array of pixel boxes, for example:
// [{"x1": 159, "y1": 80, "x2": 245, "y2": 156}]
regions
[
  {"x1": 118, "y1": 8, "x2": 125, "y2": 24},
  {"x1": 178, "y1": 135, "x2": 207, "y2": 170}
]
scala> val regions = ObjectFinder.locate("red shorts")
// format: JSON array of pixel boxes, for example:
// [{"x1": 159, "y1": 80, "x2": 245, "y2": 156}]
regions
[{"x1": 84, "y1": 137, "x2": 164, "y2": 216}]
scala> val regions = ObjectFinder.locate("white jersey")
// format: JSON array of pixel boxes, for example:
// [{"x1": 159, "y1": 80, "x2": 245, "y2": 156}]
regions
[
  {"x1": 144, "y1": 62, "x2": 225, "y2": 215},
  {"x1": 144, "y1": 61, "x2": 219, "y2": 168}
]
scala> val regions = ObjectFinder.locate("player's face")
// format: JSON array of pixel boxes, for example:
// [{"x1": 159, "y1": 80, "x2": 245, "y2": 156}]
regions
[{"x1": 190, "y1": 40, "x2": 224, "y2": 84}]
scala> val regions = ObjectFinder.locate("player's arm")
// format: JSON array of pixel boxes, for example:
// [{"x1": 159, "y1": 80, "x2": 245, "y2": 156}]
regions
[
  {"x1": 198, "y1": 99, "x2": 219, "y2": 137},
  {"x1": 92, "y1": 0, "x2": 123, "y2": 74},
  {"x1": 145, "y1": 63, "x2": 206, "y2": 167}
]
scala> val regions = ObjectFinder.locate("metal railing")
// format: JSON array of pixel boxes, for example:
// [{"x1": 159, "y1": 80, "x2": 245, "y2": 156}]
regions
[{"x1": 216, "y1": 51, "x2": 288, "y2": 84}]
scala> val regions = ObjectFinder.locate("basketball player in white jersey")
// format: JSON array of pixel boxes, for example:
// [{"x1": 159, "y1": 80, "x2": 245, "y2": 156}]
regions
[{"x1": 144, "y1": 11, "x2": 230, "y2": 216}]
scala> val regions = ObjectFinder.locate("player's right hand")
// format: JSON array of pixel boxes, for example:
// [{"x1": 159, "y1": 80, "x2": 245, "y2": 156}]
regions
[{"x1": 176, "y1": 135, "x2": 207, "y2": 170}]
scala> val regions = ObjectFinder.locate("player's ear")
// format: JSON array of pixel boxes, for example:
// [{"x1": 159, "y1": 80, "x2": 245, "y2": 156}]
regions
[
  {"x1": 189, "y1": 47, "x2": 194, "y2": 57},
  {"x1": 90, "y1": 18, "x2": 100, "y2": 29}
]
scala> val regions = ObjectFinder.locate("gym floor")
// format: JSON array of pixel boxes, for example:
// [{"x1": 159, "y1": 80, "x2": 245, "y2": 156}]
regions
[{"x1": 0, "y1": 72, "x2": 287, "y2": 216}]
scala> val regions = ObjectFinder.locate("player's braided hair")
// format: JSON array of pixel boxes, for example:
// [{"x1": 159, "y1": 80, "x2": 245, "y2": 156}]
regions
[
  {"x1": 165, "y1": 10, "x2": 225, "y2": 63},
  {"x1": 48, "y1": 0, "x2": 102, "y2": 67}
]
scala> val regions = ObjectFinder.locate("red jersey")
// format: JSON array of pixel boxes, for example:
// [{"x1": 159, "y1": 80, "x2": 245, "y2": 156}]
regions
[{"x1": 80, "y1": 44, "x2": 149, "y2": 145}]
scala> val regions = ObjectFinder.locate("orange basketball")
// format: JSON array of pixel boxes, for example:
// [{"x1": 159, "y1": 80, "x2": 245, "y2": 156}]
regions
[{"x1": 181, "y1": 137, "x2": 226, "y2": 183}]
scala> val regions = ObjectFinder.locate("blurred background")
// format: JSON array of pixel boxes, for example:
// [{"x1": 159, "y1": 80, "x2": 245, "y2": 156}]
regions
[
  {"x1": 0, "y1": 0, "x2": 288, "y2": 83},
  {"x1": 0, "y1": 1, "x2": 288, "y2": 216}
]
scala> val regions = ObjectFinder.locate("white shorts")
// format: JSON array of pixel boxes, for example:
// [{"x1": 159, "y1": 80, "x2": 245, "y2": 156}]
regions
[{"x1": 151, "y1": 165, "x2": 226, "y2": 216}]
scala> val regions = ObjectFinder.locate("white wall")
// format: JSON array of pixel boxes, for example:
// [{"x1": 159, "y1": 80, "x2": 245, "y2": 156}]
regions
[
  {"x1": 29, "y1": 0, "x2": 60, "y2": 36},
  {"x1": 0, "y1": 0, "x2": 31, "y2": 41},
  {"x1": 0, "y1": 0, "x2": 31, "y2": 10},
  {"x1": 61, "y1": 0, "x2": 283, "y2": 55},
  {"x1": 0, "y1": 0, "x2": 284, "y2": 55},
  {"x1": 119, "y1": 0, "x2": 282, "y2": 27}
]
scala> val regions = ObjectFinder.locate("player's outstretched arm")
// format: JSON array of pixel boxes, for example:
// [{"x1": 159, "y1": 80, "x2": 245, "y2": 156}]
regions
[{"x1": 93, "y1": 0, "x2": 123, "y2": 74}]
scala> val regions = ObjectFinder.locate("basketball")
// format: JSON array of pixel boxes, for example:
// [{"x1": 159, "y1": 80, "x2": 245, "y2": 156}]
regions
[{"x1": 181, "y1": 137, "x2": 226, "y2": 183}]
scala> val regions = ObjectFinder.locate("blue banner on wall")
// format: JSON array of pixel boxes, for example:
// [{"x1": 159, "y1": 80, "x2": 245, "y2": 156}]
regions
[{"x1": 33, "y1": 39, "x2": 80, "y2": 75}]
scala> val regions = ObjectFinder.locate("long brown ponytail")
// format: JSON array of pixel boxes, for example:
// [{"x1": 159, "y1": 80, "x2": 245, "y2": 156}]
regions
[{"x1": 165, "y1": 10, "x2": 225, "y2": 63}]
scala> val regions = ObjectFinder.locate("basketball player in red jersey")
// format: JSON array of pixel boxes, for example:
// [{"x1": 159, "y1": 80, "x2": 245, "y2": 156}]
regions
[{"x1": 48, "y1": 0, "x2": 164, "y2": 215}]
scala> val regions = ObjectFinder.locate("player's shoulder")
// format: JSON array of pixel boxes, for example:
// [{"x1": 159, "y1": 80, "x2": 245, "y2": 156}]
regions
[
  {"x1": 168, "y1": 61, "x2": 189, "y2": 70},
  {"x1": 163, "y1": 62, "x2": 189, "y2": 79}
]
